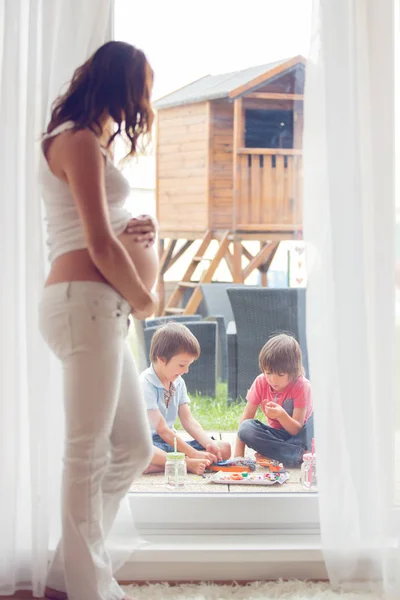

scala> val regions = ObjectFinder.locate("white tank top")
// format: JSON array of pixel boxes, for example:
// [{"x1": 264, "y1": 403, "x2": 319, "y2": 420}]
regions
[{"x1": 40, "y1": 121, "x2": 132, "y2": 263}]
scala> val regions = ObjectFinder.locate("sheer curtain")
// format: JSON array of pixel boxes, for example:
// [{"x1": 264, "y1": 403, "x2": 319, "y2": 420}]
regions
[
  {"x1": 0, "y1": 0, "x2": 112, "y2": 595},
  {"x1": 303, "y1": 0, "x2": 398, "y2": 595}
]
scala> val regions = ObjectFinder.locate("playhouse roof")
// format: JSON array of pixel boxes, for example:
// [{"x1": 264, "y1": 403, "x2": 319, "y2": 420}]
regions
[{"x1": 154, "y1": 55, "x2": 305, "y2": 110}]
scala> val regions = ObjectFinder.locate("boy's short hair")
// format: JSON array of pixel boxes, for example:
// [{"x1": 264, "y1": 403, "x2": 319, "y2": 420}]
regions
[
  {"x1": 259, "y1": 333, "x2": 304, "y2": 380},
  {"x1": 150, "y1": 322, "x2": 201, "y2": 364}
]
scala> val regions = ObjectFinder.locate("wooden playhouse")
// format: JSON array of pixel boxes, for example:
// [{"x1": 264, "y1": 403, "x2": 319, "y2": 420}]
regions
[{"x1": 154, "y1": 56, "x2": 306, "y2": 315}]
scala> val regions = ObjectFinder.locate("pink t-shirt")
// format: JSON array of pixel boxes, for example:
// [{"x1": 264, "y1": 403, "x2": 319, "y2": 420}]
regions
[{"x1": 246, "y1": 375, "x2": 312, "y2": 430}]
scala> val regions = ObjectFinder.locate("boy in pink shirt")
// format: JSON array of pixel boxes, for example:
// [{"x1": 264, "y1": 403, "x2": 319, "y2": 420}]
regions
[{"x1": 234, "y1": 333, "x2": 313, "y2": 467}]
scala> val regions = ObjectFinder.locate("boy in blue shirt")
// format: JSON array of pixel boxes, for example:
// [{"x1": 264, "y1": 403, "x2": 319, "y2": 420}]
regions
[{"x1": 140, "y1": 322, "x2": 231, "y2": 475}]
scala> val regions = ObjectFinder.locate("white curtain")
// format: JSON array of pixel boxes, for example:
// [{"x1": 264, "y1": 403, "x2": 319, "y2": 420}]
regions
[
  {"x1": 303, "y1": 0, "x2": 399, "y2": 595},
  {"x1": 0, "y1": 0, "x2": 112, "y2": 595}
]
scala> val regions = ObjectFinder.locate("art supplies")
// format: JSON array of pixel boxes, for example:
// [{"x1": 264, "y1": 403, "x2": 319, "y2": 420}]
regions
[
  {"x1": 208, "y1": 457, "x2": 256, "y2": 473},
  {"x1": 255, "y1": 456, "x2": 285, "y2": 472},
  {"x1": 207, "y1": 470, "x2": 290, "y2": 486}
]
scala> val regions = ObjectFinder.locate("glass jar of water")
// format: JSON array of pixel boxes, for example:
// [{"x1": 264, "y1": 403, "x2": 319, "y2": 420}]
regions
[{"x1": 165, "y1": 452, "x2": 187, "y2": 488}]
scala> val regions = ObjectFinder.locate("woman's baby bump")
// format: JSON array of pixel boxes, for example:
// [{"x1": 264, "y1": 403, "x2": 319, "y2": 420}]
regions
[{"x1": 118, "y1": 230, "x2": 159, "y2": 292}]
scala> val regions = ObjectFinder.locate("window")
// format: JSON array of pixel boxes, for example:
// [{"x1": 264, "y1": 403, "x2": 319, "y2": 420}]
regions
[
  {"x1": 114, "y1": 0, "x2": 321, "y2": 579},
  {"x1": 245, "y1": 109, "x2": 294, "y2": 149}
]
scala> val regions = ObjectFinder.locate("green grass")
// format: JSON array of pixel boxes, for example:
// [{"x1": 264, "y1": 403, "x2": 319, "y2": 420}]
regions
[
  {"x1": 174, "y1": 382, "x2": 242, "y2": 431},
  {"x1": 174, "y1": 382, "x2": 266, "y2": 432}
]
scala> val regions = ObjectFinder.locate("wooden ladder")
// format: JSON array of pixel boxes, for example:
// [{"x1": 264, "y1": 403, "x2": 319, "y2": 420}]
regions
[{"x1": 163, "y1": 230, "x2": 230, "y2": 315}]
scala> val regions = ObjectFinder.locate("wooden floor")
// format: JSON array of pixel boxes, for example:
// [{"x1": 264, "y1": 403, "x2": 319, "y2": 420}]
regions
[
  {"x1": 131, "y1": 430, "x2": 400, "y2": 498},
  {"x1": 130, "y1": 431, "x2": 311, "y2": 494}
]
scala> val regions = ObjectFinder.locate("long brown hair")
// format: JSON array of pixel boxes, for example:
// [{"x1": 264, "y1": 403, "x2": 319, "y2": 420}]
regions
[{"x1": 45, "y1": 41, "x2": 154, "y2": 158}]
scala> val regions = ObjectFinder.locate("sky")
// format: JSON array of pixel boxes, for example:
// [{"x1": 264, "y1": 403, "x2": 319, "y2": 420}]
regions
[{"x1": 114, "y1": 0, "x2": 313, "y2": 102}]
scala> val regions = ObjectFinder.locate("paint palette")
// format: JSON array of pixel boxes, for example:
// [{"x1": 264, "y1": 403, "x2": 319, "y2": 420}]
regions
[
  {"x1": 208, "y1": 457, "x2": 256, "y2": 473},
  {"x1": 207, "y1": 470, "x2": 290, "y2": 486}
]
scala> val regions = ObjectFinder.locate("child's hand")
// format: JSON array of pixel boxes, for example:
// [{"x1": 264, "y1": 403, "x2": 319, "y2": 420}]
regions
[
  {"x1": 194, "y1": 450, "x2": 216, "y2": 464},
  {"x1": 206, "y1": 442, "x2": 222, "y2": 462},
  {"x1": 265, "y1": 402, "x2": 285, "y2": 419}
]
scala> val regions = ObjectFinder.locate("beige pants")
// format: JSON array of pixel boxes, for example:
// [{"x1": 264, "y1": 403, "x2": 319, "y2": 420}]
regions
[{"x1": 39, "y1": 281, "x2": 152, "y2": 600}]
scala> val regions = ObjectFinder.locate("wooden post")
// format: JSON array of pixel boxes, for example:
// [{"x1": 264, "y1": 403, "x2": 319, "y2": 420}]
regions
[
  {"x1": 243, "y1": 242, "x2": 279, "y2": 280},
  {"x1": 259, "y1": 242, "x2": 268, "y2": 286},
  {"x1": 184, "y1": 232, "x2": 230, "y2": 314},
  {"x1": 205, "y1": 101, "x2": 212, "y2": 230},
  {"x1": 157, "y1": 238, "x2": 165, "y2": 314},
  {"x1": 233, "y1": 239, "x2": 243, "y2": 283},
  {"x1": 233, "y1": 98, "x2": 244, "y2": 232}
]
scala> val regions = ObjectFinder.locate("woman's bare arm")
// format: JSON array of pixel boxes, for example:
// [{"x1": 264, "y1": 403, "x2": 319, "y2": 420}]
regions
[{"x1": 56, "y1": 129, "x2": 157, "y2": 318}]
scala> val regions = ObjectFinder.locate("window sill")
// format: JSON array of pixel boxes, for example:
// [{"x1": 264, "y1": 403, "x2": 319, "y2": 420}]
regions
[
  {"x1": 117, "y1": 492, "x2": 326, "y2": 581},
  {"x1": 117, "y1": 531, "x2": 326, "y2": 581}
]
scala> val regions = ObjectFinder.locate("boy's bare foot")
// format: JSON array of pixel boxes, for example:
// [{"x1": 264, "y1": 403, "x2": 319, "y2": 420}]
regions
[
  {"x1": 44, "y1": 588, "x2": 67, "y2": 600},
  {"x1": 186, "y1": 457, "x2": 209, "y2": 475}
]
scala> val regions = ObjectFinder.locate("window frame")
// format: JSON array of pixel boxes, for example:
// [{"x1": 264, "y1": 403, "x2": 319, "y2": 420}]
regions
[
  {"x1": 110, "y1": 2, "x2": 322, "y2": 580},
  {"x1": 119, "y1": 491, "x2": 324, "y2": 580}
]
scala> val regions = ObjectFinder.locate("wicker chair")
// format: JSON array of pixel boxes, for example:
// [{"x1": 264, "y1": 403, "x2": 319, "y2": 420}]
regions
[
  {"x1": 203, "y1": 315, "x2": 225, "y2": 381},
  {"x1": 143, "y1": 321, "x2": 218, "y2": 397},
  {"x1": 199, "y1": 283, "x2": 247, "y2": 325},
  {"x1": 226, "y1": 321, "x2": 238, "y2": 404},
  {"x1": 226, "y1": 288, "x2": 309, "y2": 402},
  {"x1": 199, "y1": 283, "x2": 252, "y2": 382}
]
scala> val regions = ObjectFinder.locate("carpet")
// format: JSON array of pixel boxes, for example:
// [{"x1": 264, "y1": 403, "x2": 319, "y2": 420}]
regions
[{"x1": 123, "y1": 581, "x2": 383, "y2": 599}]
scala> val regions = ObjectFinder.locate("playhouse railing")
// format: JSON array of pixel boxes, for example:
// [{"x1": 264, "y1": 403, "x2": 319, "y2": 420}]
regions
[{"x1": 234, "y1": 148, "x2": 303, "y2": 233}]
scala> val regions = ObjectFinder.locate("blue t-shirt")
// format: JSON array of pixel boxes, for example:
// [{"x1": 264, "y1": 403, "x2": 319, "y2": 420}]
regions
[{"x1": 139, "y1": 365, "x2": 190, "y2": 435}]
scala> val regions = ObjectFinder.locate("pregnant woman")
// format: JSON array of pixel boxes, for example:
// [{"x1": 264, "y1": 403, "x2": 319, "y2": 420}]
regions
[{"x1": 39, "y1": 42, "x2": 159, "y2": 600}]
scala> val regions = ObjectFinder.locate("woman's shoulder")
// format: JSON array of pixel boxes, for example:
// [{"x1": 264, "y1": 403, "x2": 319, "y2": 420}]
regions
[
  {"x1": 60, "y1": 126, "x2": 102, "y2": 154},
  {"x1": 44, "y1": 121, "x2": 101, "y2": 155},
  {"x1": 47, "y1": 126, "x2": 107, "y2": 179}
]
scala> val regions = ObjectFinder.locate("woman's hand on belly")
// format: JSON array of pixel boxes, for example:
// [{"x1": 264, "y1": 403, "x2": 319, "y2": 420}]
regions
[{"x1": 124, "y1": 214, "x2": 157, "y2": 247}]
